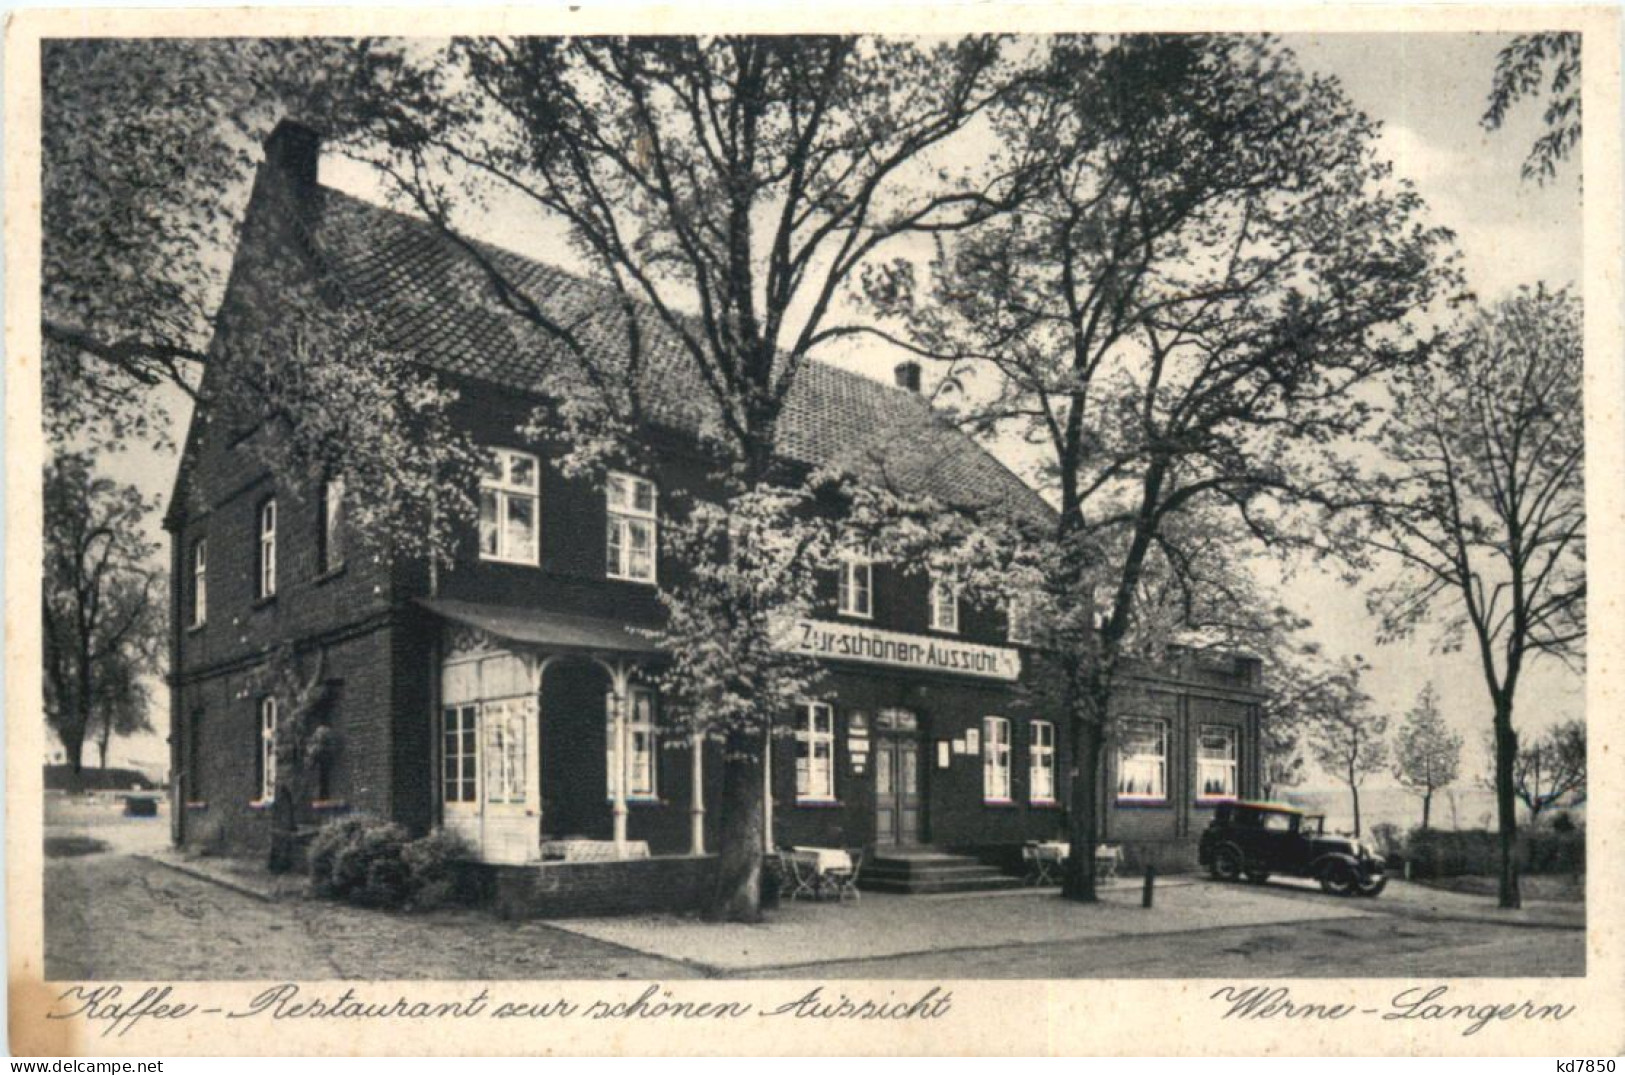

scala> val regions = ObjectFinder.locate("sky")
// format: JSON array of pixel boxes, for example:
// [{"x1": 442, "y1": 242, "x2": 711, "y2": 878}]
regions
[{"x1": 93, "y1": 33, "x2": 1584, "y2": 790}]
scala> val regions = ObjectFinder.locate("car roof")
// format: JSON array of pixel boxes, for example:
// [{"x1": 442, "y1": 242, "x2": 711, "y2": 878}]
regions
[{"x1": 1230, "y1": 800, "x2": 1305, "y2": 814}]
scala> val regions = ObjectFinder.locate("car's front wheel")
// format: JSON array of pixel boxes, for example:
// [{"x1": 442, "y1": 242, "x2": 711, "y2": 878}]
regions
[
  {"x1": 1211, "y1": 845, "x2": 1245, "y2": 882},
  {"x1": 1318, "y1": 861, "x2": 1358, "y2": 897},
  {"x1": 1355, "y1": 874, "x2": 1387, "y2": 897}
]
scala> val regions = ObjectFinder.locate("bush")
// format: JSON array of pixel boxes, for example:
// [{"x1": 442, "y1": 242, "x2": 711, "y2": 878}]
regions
[
  {"x1": 401, "y1": 828, "x2": 474, "y2": 910},
  {"x1": 308, "y1": 815, "x2": 473, "y2": 910},
  {"x1": 1404, "y1": 825, "x2": 1584, "y2": 878}
]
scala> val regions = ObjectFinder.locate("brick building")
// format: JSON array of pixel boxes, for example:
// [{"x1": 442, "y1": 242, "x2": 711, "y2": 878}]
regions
[{"x1": 166, "y1": 121, "x2": 1265, "y2": 890}]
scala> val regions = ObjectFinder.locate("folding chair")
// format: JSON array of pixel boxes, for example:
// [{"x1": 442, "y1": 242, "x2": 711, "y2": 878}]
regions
[
  {"x1": 826, "y1": 849, "x2": 864, "y2": 901},
  {"x1": 1026, "y1": 842, "x2": 1062, "y2": 886},
  {"x1": 780, "y1": 851, "x2": 822, "y2": 901}
]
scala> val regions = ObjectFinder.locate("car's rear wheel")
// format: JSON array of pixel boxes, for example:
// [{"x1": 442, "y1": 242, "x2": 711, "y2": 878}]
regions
[
  {"x1": 1211, "y1": 845, "x2": 1244, "y2": 882},
  {"x1": 1245, "y1": 870, "x2": 1271, "y2": 884},
  {"x1": 1318, "y1": 861, "x2": 1358, "y2": 896}
]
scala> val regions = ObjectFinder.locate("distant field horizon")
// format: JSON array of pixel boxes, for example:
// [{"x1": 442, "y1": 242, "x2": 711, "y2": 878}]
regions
[{"x1": 1274, "y1": 785, "x2": 1584, "y2": 836}]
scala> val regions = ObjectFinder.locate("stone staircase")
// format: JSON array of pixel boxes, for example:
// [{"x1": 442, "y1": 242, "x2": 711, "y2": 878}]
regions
[{"x1": 859, "y1": 847, "x2": 1024, "y2": 894}]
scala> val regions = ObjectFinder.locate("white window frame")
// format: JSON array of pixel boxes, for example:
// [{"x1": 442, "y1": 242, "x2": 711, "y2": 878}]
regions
[
  {"x1": 1116, "y1": 718, "x2": 1168, "y2": 803},
  {"x1": 605, "y1": 471, "x2": 658, "y2": 583},
  {"x1": 479, "y1": 448, "x2": 541, "y2": 565},
  {"x1": 322, "y1": 475, "x2": 346, "y2": 573},
  {"x1": 796, "y1": 702, "x2": 837, "y2": 803},
  {"x1": 259, "y1": 696, "x2": 278, "y2": 802},
  {"x1": 605, "y1": 687, "x2": 658, "y2": 800},
  {"x1": 1197, "y1": 723, "x2": 1239, "y2": 802},
  {"x1": 982, "y1": 716, "x2": 1012, "y2": 803},
  {"x1": 191, "y1": 538, "x2": 207, "y2": 627},
  {"x1": 1029, "y1": 720, "x2": 1056, "y2": 803},
  {"x1": 257, "y1": 498, "x2": 277, "y2": 598},
  {"x1": 441, "y1": 703, "x2": 479, "y2": 807},
  {"x1": 929, "y1": 574, "x2": 960, "y2": 633},
  {"x1": 483, "y1": 697, "x2": 529, "y2": 805},
  {"x1": 837, "y1": 557, "x2": 873, "y2": 619}
]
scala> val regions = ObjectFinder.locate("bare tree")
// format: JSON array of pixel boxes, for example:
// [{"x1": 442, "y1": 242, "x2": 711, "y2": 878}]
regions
[
  {"x1": 1507, "y1": 719, "x2": 1585, "y2": 824},
  {"x1": 1360, "y1": 286, "x2": 1584, "y2": 907},
  {"x1": 1308, "y1": 661, "x2": 1388, "y2": 838},
  {"x1": 1392, "y1": 682, "x2": 1462, "y2": 829}
]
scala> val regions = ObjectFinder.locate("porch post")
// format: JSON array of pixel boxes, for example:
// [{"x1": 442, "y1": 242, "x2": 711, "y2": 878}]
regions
[
  {"x1": 689, "y1": 731, "x2": 705, "y2": 855},
  {"x1": 610, "y1": 666, "x2": 630, "y2": 857},
  {"x1": 762, "y1": 722, "x2": 774, "y2": 854}
]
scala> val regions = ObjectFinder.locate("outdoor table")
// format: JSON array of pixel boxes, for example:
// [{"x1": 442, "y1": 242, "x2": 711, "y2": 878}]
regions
[{"x1": 790, "y1": 846, "x2": 852, "y2": 875}]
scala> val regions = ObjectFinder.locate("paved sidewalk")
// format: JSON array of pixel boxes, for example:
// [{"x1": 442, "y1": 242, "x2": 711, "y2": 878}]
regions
[
  {"x1": 1252, "y1": 876, "x2": 1585, "y2": 930},
  {"x1": 136, "y1": 849, "x2": 307, "y2": 901},
  {"x1": 547, "y1": 879, "x2": 1378, "y2": 973}
]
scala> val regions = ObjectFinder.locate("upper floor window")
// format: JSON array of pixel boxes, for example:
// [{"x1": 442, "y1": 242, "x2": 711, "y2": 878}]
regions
[
  {"x1": 257, "y1": 499, "x2": 277, "y2": 599},
  {"x1": 479, "y1": 449, "x2": 539, "y2": 565},
  {"x1": 258, "y1": 696, "x2": 278, "y2": 802},
  {"x1": 321, "y1": 475, "x2": 346, "y2": 574},
  {"x1": 796, "y1": 702, "x2": 837, "y2": 802},
  {"x1": 837, "y1": 557, "x2": 873, "y2": 618},
  {"x1": 190, "y1": 538, "x2": 207, "y2": 627},
  {"x1": 982, "y1": 715, "x2": 1012, "y2": 803},
  {"x1": 605, "y1": 687, "x2": 658, "y2": 799},
  {"x1": 606, "y1": 472, "x2": 657, "y2": 583},
  {"x1": 929, "y1": 574, "x2": 959, "y2": 633},
  {"x1": 1116, "y1": 718, "x2": 1167, "y2": 803},
  {"x1": 1198, "y1": 724, "x2": 1238, "y2": 802},
  {"x1": 1029, "y1": 720, "x2": 1056, "y2": 803}
]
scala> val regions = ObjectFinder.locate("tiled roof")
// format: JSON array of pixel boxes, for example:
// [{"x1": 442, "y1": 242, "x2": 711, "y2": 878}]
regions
[{"x1": 309, "y1": 187, "x2": 1053, "y2": 524}]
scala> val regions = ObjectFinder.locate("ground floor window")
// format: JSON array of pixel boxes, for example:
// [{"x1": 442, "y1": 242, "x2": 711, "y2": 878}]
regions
[
  {"x1": 1029, "y1": 719, "x2": 1056, "y2": 803},
  {"x1": 796, "y1": 702, "x2": 836, "y2": 802},
  {"x1": 442, "y1": 704, "x2": 478, "y2": 804},
  {"x1": 983, "y1": 716, "x2": 1012, "y2": 803},
  {"x1": 258, "y1": 697, "x2": 278, "y2": 802},
  {"x1": 605, "y1": 687, "x2": 658, "y2": 799},
  {"x1": 1116, "y1": 718, "x2": 1167, "y2": 803},
  {"x1": 1197, "y1": 724, "x2": 1238, "y2": 801}
]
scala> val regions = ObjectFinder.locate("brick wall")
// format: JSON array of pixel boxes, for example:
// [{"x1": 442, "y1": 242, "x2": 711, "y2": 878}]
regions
[{"x1": 472, "y1": 855, "x2": 718, "y2": 919}]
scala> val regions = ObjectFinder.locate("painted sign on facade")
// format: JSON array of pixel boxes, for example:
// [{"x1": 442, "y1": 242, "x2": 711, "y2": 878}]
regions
[{"x1": 778, "y1": 617, "x2": 1021, "y2": 682}]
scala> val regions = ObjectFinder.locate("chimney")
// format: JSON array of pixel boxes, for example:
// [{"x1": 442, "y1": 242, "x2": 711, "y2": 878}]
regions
[
  {"x1": 263, "y1": 119, "x2": 321, "y2": 193},
  {"x1": 893, "y1": 360, "x2": 922, "y2": 393}
]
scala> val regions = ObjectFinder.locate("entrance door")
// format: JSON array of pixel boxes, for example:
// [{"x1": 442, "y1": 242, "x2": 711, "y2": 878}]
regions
[
  {"x1": 874, "y1": 709, "x2": 924, "y2": 846},
  {"x1": 440, "y1": 651, "x2": 540, "y2": 864}
]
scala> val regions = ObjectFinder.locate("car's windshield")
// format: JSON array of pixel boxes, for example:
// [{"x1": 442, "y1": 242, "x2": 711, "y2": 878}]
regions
[{"x1": 1304, "y1": 815, "x2": 1325, "y2": 835}]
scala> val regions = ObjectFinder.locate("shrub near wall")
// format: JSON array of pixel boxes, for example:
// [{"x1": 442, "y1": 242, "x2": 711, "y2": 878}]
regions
[
  {"x1": 308, "y1": 815, "x2": 474, "y2": 910},
  {"x1": 1405, "y1": 827, "x2": 1585, "y2": 877}
]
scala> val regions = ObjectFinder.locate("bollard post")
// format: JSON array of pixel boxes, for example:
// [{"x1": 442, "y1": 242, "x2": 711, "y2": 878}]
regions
[{"x1": 1142, "y1": 863, "x2": 1156, "y2": 909}]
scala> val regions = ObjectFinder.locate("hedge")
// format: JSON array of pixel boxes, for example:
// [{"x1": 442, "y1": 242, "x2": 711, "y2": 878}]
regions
[{"x1": 1403, "y1": 826, "x2": 1584, "y2": 878}]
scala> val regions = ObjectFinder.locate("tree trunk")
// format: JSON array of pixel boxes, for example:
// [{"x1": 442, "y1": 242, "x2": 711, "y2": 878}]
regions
[
  {"x1": 1350, "y1": 781, "x2": 1361, "y2": 837},
  {"x1": 97, "y1": 729, "x2": 111, "y2": 770},
  {"x1": 1492, "y1": 701, "x2": 1522, "y2": 909},
  {"x1": 706, "y1": 726, "x2": 765, "y2": 922},
  {"x1": 66, "y1": 702, "x2": 90, "y2": 774},
  {"x1": 1062, "y1": 674, "x2": 1110, "y2": 903},
  {"x1": 1421, "y1": 790, "x2": 1432, "y2": 830}
]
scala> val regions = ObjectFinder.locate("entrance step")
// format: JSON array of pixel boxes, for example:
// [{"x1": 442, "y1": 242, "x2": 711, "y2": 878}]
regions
[{"x1": 860, "y1": 848, "x2": 1024, "y2": 894}]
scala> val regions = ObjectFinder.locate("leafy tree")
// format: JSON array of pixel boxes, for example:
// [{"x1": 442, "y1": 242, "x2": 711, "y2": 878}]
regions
[
  {"x1": 860, "y1": 34, "x2": 1457, "y2": 899},
  {"x1": 41, "y1": 38, "x2": 369, "y2": 450},
  {"x1": 360, "y1": 35, "x2": 1027, "y2": 921},
  {"x1": 1482, "y1": 33, "x2": 1582, "y2": 184},
  {"x1": 43, "y1": 454, "x2": 164, "y2": 773},
  {"x1": 1508, "y1": 719, "x2": 1585, "y2": 824},
  {"x1": 1359, "y1": 286, "x2": 1584, "y2": 907},
  {"x1": 1392, "y1": 682, "x2": 1462, "y2": 829},
  {"x1": 1307, "y1": 660, "x2": 1388, "y2": 837}
]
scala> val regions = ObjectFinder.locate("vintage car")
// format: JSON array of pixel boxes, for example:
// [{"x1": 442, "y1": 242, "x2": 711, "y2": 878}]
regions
[{"x1": 1198, "y1": 800, "x2": 1387, "y2": 896}]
